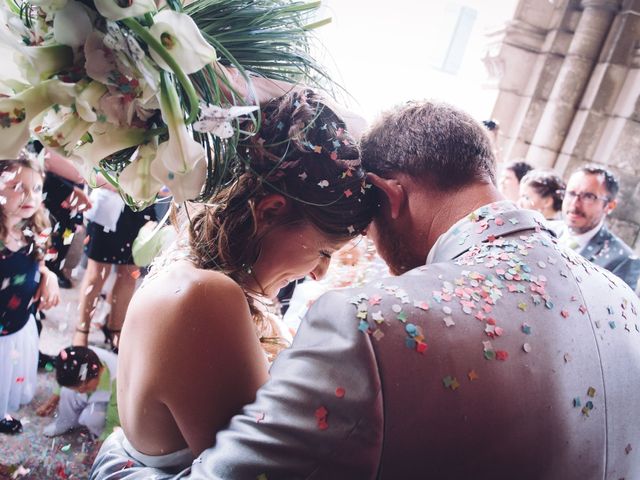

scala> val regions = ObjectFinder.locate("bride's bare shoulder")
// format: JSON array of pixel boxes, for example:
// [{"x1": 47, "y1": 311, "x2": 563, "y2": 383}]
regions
[{"x1": 127, "y1": 262, "x2": 250, "y2": 328}]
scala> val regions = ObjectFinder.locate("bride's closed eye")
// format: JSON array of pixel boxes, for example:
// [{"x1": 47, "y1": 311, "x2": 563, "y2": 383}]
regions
[{"x1": 319, "y1": 250, "x2": 332, "y2": 259}]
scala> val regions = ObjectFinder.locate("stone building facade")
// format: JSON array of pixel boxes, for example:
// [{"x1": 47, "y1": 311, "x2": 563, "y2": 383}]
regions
[{"x1": 485, "y1": 0, "x2": 640, "y2": 253}]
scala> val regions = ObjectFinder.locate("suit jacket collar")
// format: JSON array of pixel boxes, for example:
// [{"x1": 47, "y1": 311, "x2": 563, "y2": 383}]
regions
[
  {"x1": 580, "y1": 224, "x2": 611, "y2": 258},
  {"x1": 428, "y1": 202, "x2": 552, "y2": 264}
]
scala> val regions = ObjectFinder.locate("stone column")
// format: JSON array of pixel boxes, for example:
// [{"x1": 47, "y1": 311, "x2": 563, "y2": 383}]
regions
[
  {"x1": 526, "y1": 0, "x2": 621, "y2": 167},
  {"x1": 557, "y1": 0, "x2": 640, "y2": 250},
  {"x1": 485, "y1": 0, "x2": 572, "y2": 164}
]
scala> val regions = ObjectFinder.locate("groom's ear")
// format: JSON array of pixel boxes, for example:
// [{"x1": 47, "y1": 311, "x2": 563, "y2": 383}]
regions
[
  {"x1": 367, "y1": 173, "x2": 405, "y2": 220},
  {"x1": 255, "y1": 193, "x2": 291, "y2": 227}
]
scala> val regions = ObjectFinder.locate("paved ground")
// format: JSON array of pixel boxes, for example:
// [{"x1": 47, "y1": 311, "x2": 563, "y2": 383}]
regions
[{"x1": 0, "y1": 273, "x2": 111, "y2": 480}]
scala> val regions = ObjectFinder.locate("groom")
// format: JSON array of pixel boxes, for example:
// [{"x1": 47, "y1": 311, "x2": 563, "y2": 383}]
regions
[{"x1": 92, "y1": 101, "x2": 640, "y2": 479}]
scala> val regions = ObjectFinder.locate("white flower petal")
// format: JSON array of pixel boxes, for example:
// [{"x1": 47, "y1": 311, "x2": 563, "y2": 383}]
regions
[
  {"x1": 72, "y1": 123, "x2": 146, "y2": 171},
  {"x1": 119, "y1": 142, "x2": 163, "y2": 202},
  {"x1": 54, "y1": 1, "x2": 93, "y2": 47},
  {"x1": 150, "y1": 146, "x2": 206, "y2": 203},
  {"x1": 0, "y1": 79, "x2": 75, "y2": 158},
  {"x1": 160, "y1": 124, "x2": 206, "y2": 173},
  {"x1": 193, "y1": 104, "x2": 258, "y2": 138},
  {"x1": 75, "y1": 81, "x2": 107, "y2": 122},
  {"x1": 93, "y1": 0, "x2": 156, "y2": 21},
  {"x1": 149, "y1": 11, "x2": 216, "y2": 74},
  {"x1": 14, "y1": 45, "x2": 74, "y2": 85},
  {"x1": 26, "y1": 0, "x2": 68, "y2": 10},
  {"x1": 158, "y1": 73, "x2": 206, "y2": 172}
]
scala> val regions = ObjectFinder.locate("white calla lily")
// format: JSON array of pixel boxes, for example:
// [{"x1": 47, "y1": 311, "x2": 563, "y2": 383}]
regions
[
  {"x1": 54, "y1": 1, "x2": 93, "y2": 48},
  {"x1": 71, "y1": 123, "x2": 147, "y2": 181},
  {"x1": 14, "y1": 45, "x2": 74, "y2": 85},
  {"x1": 118, "y1": 141, "x2": 163, "y2": 203},
  {"x1": 75, "y1": 81, "x2": 108, "y2": 122},
  {"x1": 149, "y1": 11, "x2": 216, "y2": 74},
  {"x1": 150, "y1": 147, "x2": 207, "y2": 203},
  {"x1": 0, "y1": 10, "x2": 72, "y2": 82},
  {"x1": 31, "y1": 81, "x2": 107, "y2": 155},
  {"x1": 93, "y1": 0, "x2": 156, "y2": 21},
  {"x1": 158, "y1": 73, "x2": 206, "y2": 173},
  {"x1": 33, "y1": 106, "x2": 91, "y2": 155},
  {"x1": 0, "y1": 79, "x2": 76, "y2": 158}
]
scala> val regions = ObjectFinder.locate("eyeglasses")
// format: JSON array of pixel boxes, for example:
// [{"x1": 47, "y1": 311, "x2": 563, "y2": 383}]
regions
[{"x1": 565, "y1": 190, "x2": 609, "y2": 205}]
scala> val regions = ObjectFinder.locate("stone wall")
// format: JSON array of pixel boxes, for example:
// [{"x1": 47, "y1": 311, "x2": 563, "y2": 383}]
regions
[{"x1": 485, "y1": 0, "x2": 640, "y2": 252}]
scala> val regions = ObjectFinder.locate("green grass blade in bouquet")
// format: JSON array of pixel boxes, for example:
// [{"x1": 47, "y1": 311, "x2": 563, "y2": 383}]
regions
[{"x1": 186, "y1": 0, "x2": 333, "y2": 87}]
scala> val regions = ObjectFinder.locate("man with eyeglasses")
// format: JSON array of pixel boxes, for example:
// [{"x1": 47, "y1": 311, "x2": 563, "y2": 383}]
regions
[{"x1": 560, "y1": 166, "x2": 640, "y2": 291}]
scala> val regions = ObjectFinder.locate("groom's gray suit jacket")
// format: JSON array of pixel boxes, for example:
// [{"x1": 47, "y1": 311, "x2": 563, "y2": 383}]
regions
[
  {"x1": 92, "y1": 205, "x2": 640, "y2": 479},
  {"x1": 579, "y1": 224, "x2": 640, "y2": 291}
]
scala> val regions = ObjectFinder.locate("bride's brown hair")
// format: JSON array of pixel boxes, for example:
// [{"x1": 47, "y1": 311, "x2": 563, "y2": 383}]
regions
[{"x1": 188, "y1": 89, "x2": 375, "y2": 300}]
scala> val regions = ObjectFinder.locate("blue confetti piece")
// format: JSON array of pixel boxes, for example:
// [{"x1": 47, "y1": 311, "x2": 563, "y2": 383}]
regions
[{"x1": 358, "y1": 320, "x2": 369, "y2": 332}]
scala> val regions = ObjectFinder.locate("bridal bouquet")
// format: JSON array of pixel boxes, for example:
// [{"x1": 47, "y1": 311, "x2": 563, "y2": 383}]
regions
[{"x1": 0, "y1": 0, "x2": 329, "y2": 205}]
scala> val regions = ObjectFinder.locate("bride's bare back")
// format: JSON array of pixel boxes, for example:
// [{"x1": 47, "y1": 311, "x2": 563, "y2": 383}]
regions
[{"x1": 117, "y1": 261, "x2": 269, "y2": 457}]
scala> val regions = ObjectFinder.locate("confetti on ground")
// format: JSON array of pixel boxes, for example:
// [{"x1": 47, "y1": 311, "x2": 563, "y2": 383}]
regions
[{"x1": 335, "y1": 387, "x2": 346, "y2": 398}]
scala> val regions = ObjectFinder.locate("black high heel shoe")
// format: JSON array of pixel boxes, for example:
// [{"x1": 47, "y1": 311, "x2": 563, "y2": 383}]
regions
[
  {"x1": 0, "y1": 416, "x2": 22, "y2": 434},
  {"x1": 101, "y1": 323, "x2": 121, "y2": 354}
]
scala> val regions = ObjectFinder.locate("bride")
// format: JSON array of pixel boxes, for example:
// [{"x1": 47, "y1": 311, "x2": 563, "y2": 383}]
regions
[{"x1": 100, "y1": 89, "x2": 375, "y2": 471}]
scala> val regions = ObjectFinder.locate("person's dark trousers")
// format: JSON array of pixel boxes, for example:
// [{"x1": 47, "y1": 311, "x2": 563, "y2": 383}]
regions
[{"x1": 43, "y1": 173, "x2": 82, "y2": 276}]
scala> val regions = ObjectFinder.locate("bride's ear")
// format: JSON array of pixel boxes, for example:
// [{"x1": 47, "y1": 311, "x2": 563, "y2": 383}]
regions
[{"x1": 255, "y1": 194, "x2": 291, "y2": 228}]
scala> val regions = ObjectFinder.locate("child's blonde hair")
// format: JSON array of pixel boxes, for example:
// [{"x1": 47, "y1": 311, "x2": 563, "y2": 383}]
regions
[{"x1": 0, "y1": 156, "x2": 51, "y2": 259}]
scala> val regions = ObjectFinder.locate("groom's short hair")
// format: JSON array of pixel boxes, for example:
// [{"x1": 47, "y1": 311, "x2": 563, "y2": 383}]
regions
[{"x1": 360, "y1": 100, "x2": 496, "y2": 190}]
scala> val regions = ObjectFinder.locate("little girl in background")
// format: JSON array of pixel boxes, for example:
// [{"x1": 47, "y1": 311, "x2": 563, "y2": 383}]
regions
[{"x1": 0, "y1": 156, "x2": 60, "y2": 434}]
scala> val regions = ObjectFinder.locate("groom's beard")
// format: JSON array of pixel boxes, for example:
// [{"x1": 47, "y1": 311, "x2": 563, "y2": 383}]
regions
[{"x1": 371, "y1": 216, "x2": 423, "y2": 276}]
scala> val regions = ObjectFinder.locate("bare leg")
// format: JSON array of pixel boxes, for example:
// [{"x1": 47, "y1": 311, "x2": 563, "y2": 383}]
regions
[
  {"x1": 72, "y1": 259, "x2": 110, "y2": 346},
  {"x1": 106, "y1": 264, "x2": 139, "y2": 349}
]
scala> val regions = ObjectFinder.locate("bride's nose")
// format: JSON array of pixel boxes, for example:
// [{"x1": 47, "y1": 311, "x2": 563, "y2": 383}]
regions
[{"x1": 309, "y1": 256, "x2": 331, "y2": 281}]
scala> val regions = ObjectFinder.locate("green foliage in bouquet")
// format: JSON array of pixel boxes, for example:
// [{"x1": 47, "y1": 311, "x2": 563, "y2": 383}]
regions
[{"x1": 187, "y1": 0, "x2": 331, "y2": 83}]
